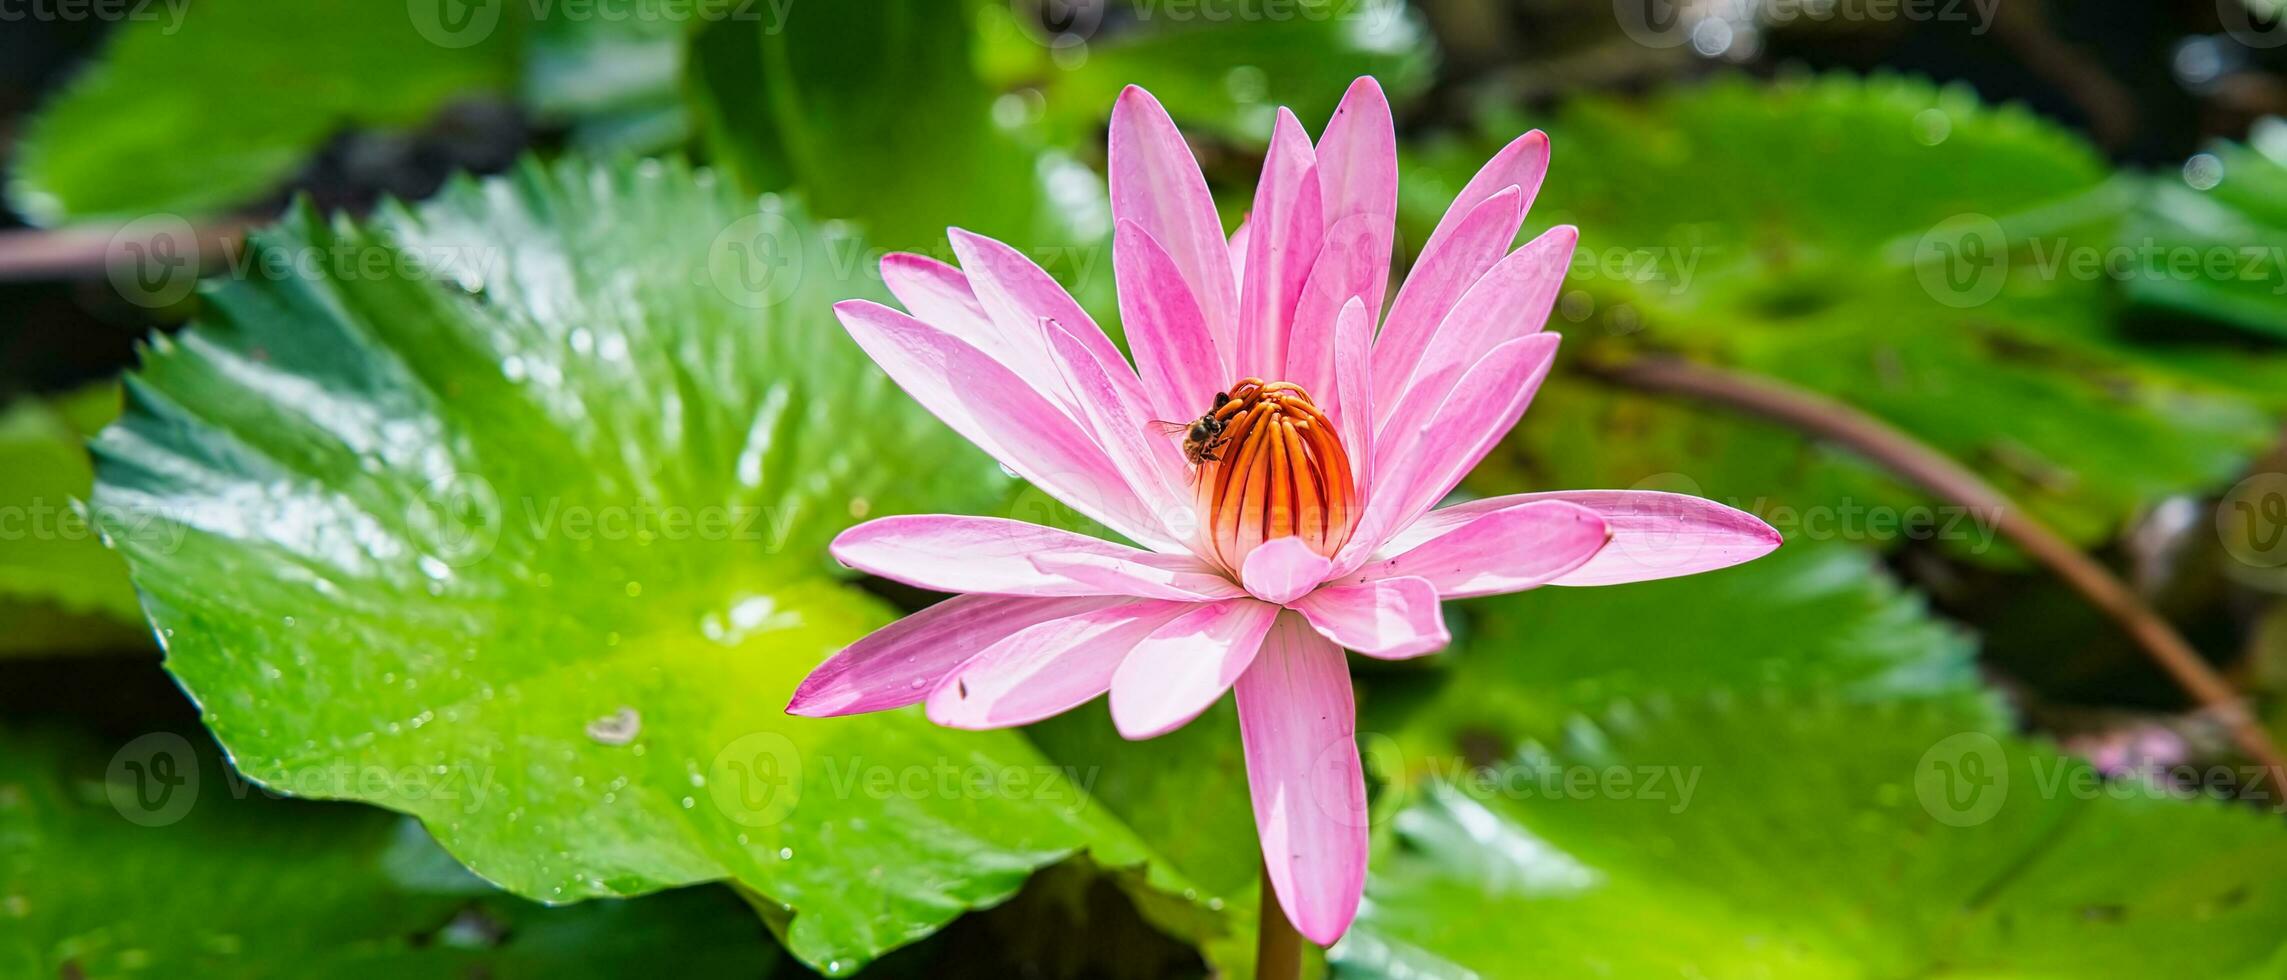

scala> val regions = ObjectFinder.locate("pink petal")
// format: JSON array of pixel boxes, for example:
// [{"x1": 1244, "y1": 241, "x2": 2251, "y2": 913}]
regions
[
  {"x1": 1385, "y1": 491, "x2": 1782, "y2": 586},
  {"x1": 1115, "y1": 220, "x2": 1229, "y2": 424},
  {"x1": 788, "y1": 594, "x2": 1127, "y2": 717},
  {"x1": 1376, "y1": 225, "x2": 1575, "y2": 438},
  {"x1": 1353, "y1": 349, "x2": 1474, "y2": 562},
  {"x1": 947, "y1": 229, "x2": 1138, "y2": 409},
  {"x1": 1281, "y1": 213, "x2": 1378, "y2": 405},
  {"x1": 1241, "y1": 536, "x2": 1334, "y2": 605},
  {"x1": 1288, "y1": 296, "x2": 1377, "y2": 498},
  {"x1": 1041, "y1": 318, "x2": 1192, "y2": 520},
  {"x1": 1415, "y1": 129, "x2": 1549, "y2": 268},
  {"x1": 1236, "y1": 108, "x2": 1324, "y2": 379},
  {"x1": 1331, "y1": 296, "x2": 1375, "y2": 497},
  {"x1": 835, "y1": 299, "x2": 1178, "y2": 550},
  {"x1": 1293, "y1": 575, "x2": 1449, "y2": 659},
  {"x1": 927, "y1": 599, "x2": 1192, "y2": 730},
  {"x1": 1345, "y1": 333, "x2": 1562, "y2": 570},
  {"x1": 885, "y1": 252, "x2": 1102, "y2": 424},
  {"x1": 1371, "y1": 186, "x2": 1525, "y2": 414},
  {"x1": 1108, "y1": 598, "x2": 1280, "y2": 739},
  {"x1": 881, "y1": 252, "x2": 995, "y2": 345},
  {"x1": 1236, "y1": 612, "x2": 1367, "y2": 946},
  {"x1": 1360, "y1": 126, "x2": 1550, "y2": 429},
  {"x1": 1111, "y1": 86, "x2": 1237, "y2": 357},
  {"x1": 1351, "y1": 500, "x2": 1609, "y2": 598},
  {"x1": 1310, "y1": 77, "x2": 1398, "y2": 323},
  {"x1": 833, "y1": 516, "x2": 1239, "y2": 600},
  {"x1": 1228, "y1": 218, "x2": 1251, "y2": 286},
  {"x1": 893, "y1": 245, "x2": 1044, "y2": 400}
]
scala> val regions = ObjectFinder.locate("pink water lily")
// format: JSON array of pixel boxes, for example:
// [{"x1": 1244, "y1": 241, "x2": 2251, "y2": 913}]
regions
[{"x1": 789, "y1": 78, "x2": 1779, "y2": 945}]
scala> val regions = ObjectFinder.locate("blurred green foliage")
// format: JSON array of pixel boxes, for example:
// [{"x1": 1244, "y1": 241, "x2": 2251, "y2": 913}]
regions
[
  {"x1": 1, "y1": 724, "x2": 783, "y2": 976},
  {"x1": 687, "y1": 2, "x2": 1105, "y2": 266},
  {"x1": 2121, "y1": 121, "x2": 2287, "y2": 340},
  {"x1": 1428, "y1": 74, "x2": 2282, "y2": 552},
  {"x1": 0, "y1": 383, "x2": 145, "y2": 654},
  {"x1": 7, "y1": 0, "x2": 517, "y2": 224}
]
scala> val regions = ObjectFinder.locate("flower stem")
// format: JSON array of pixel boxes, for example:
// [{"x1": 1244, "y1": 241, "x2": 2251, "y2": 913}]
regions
[
  {"x1": 1595, "y1": 355, "x2": 2287, "y2": 801},
  {"x1": 1256, "y1": 859, "x2": 1303, "y2": 980}
]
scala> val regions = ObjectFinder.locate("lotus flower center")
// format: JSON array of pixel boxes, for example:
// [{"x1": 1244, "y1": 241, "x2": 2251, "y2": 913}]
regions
[{"x1": 1195, "y1": 378, "x2": 1357, "y2": 573}]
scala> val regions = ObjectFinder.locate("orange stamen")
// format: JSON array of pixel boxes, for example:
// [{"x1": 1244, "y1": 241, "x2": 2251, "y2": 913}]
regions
[{"x1": 1190, "y1": 377, "x2": 1357, "y2": 573}]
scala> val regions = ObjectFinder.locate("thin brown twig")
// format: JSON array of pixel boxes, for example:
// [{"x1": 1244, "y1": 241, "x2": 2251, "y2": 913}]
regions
[
  {"x1": 1594, "y1": 355, "x2": 2287, "y2": 801},
  {"x1": 1988, "y1": 0, "x2": 2139, "y2": 150},
  {"x1": 0, "y1": 220, "x2": 253, "y2": 281}
]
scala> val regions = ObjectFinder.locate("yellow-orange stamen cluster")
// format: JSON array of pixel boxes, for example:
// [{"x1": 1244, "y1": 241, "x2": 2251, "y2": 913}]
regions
[{"x1": 1196, "y1": 379, "x2": 1357, "y2": 573}]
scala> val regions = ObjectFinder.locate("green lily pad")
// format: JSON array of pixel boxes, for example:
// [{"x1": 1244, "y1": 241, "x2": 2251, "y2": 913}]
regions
[
  {"x1": 1422, "y1": 74, "x2": 2284, "y2": 551},
  {"x1": 1, "y1": 724, "x2": 780, "y2": 977},
  {"x1": 1336, "y1": 695, "x2": 2287, "y2": 978},
  {"x1": 1368, "y1": 542, "x2": 1998, "y2": 771},
  {"x1": 86, "y1": 157, "x2": 1210, "y2": 973},
  {"x1": 2121, "y1": 122, "x2": 2287, "y2": 341}
]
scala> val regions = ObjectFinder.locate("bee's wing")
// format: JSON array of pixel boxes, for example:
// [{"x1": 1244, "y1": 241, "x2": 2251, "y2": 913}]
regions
[{"x1": 1144, "y1": 419, "x2": 1191, "y2": 439}]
